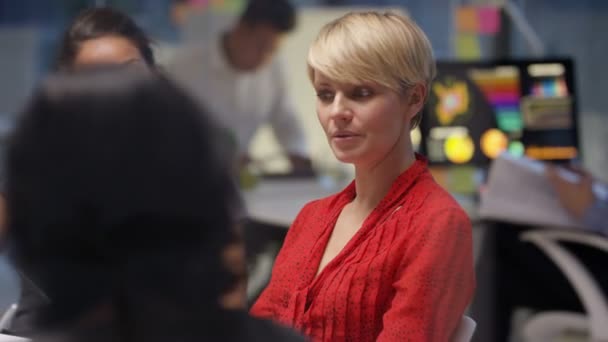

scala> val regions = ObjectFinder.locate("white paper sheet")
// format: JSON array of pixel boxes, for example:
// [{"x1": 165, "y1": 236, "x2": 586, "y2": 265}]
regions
[{"x1": 479, "y1": 153, "x2": 607, "y2": 229}]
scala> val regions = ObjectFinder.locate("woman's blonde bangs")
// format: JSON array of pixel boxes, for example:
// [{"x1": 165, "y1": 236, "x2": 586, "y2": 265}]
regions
[
  {"x1": 307, "y1": 11, "x2": 436, "y2": 93},
  {"x1": 307, "y1": 17, "x2": 397, "y2": 90}
]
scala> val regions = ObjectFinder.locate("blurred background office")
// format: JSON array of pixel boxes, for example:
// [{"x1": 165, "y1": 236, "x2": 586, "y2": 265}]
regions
[{"x1": 0, "y1": 0, "x2": 606, "y2": 341}]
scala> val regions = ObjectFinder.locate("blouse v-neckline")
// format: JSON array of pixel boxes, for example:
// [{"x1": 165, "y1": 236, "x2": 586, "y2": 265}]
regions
[{"x1": 303, "y1": 154, "x2": 428, "y2": 292}]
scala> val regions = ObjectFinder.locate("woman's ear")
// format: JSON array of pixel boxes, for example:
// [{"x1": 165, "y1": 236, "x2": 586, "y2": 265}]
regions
[{"x1": 406, "y1": 83, "x2": 427, "y2": 122}]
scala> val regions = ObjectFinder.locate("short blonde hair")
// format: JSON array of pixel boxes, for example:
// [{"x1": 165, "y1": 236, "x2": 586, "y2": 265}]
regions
[{"x1": 307, "y1": 11, "x2": 436, "y2": 128}]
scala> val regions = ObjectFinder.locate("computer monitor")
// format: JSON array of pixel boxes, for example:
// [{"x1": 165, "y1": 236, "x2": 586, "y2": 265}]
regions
[{"x1": 419, "y1": 58, "x2": 579, "y2": 166}]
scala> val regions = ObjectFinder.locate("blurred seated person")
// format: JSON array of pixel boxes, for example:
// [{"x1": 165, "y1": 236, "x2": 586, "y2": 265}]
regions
[
  {"x1": 54, "y1": 7, "x2": 155, "y2": 71},
  {"x1": 547, "y1": 165, "x2": 607, "y2": 235},
  {"x1": 167, "y1": 0, "x2": 313, "y2": 176},
  {"x1": 2, "y1": 7, "x2": 160, "y2": 337},
  {"x1": 3, "y1": 67, "x2": 304, "y2": 342},
  {"x1": 473, "y1": 162, "x2": 607, "y2": 342}
]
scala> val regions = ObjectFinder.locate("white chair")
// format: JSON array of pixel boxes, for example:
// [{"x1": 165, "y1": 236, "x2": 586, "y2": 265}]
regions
[
  {"x1": 0, "y1": 304, "x2": 17, "y2": 333},
  {"x1": 519, "y1": 230, "x2": 608, "y2": 341},
  {"x1": 0, "y1": 334, "x2": 29, "y2": 342},
  {"x1": 0, "y1": 304, "x2": 31, "y2": 341},
  {"x1": 451, "y1": 315, "x2": 477, "y2": 342}
]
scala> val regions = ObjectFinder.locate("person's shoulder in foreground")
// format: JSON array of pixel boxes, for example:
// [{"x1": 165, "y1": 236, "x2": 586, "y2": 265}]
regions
[{"x1": 33, "y1": 312, "x2": 307, "y2": 342}]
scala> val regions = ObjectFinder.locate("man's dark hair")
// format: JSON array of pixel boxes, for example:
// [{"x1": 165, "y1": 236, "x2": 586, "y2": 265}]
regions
[
  {"x1": 6, "y1": 67, "x2": 242, "y2": 340},
  {"x1": 240, "y1": 0, "x2": 296, "y2": 33},
  {"x1": 54, "y1": 7, "x2": 155, "y2": 70}
]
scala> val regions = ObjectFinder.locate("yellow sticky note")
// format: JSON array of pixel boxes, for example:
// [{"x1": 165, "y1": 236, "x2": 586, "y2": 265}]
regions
[{"x1": 455, "y1": 33, "x2": 481, "y2": 60}]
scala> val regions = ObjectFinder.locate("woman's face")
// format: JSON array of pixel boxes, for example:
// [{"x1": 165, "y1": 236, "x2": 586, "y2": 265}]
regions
[
  {"x1": 313, "y1": 71, "x2": 421, "y2": 168},
  {"x1": 74, "y1": 35, "x2": 145, "y2": 68}
]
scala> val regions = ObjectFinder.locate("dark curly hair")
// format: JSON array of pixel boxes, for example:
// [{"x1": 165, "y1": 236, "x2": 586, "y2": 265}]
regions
[
  {"x1": 55, "y1": 7, "x2": 155, "y2": 70},
  {"x1": 6, "y1": 67, "x2": 241, "y2": 340}
]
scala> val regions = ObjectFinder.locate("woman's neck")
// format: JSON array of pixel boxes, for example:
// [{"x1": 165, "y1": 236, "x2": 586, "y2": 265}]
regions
[{"x1": 352, "y1": 138, "x2": 416, "y2": 212}]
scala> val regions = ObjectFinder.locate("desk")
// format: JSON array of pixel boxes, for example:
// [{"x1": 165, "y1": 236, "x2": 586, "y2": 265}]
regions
[
  {"x1": 243, "y1": 178, "x2": 346, "y2": 227},
  {"x1": 242, "y1": 178, "x2": 346, "y2": 302}
]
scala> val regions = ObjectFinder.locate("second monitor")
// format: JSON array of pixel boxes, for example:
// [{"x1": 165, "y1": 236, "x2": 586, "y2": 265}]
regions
[{"x1": 419, "y1": 58, "x2": 579, "y2": 166}]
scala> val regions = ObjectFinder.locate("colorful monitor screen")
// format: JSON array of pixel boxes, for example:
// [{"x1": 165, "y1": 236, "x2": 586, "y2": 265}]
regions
[{"x1": 419, "y1": 59, "x2": 579, "y2": 166}]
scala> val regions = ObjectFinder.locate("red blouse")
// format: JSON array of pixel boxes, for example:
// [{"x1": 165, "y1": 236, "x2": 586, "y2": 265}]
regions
[{"x1": 251, "y1": 156, "x2": 476, "y2": 341}]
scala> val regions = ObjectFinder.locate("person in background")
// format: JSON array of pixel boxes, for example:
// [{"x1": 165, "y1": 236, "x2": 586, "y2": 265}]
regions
[
  {"x1": 251, "y1": 12, "x2": 475, "y2": 341},
  {"x1": 547, "y1": 165, "x2": 607, "y2": 235},
  {"x1": 54, "y1": 7, "x2": 155, "y2": 70},
  {"x1": 167, "y1": 0, "x2": 313, "y2": 176},
  {"x1": 4, "y1": 67, "x2": 304, "y2": 342}
]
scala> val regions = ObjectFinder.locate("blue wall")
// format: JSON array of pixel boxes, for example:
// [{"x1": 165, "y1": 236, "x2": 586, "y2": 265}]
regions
[{"x1": 0, "y1": 0, "x2": 606, "y2": 114}]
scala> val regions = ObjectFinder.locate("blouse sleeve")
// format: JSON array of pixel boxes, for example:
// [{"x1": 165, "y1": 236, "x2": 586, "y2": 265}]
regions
[{"x1": 376, "y1": 207, "x2": 476, "y2": 342}]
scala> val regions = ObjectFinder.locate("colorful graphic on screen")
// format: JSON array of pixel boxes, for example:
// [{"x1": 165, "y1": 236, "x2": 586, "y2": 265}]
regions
[
  {"x1": 528, "y1": 63, "x2": 569, "y2": 98},
  {"x1": 421, "y1": 60, "x2": 578, "y2": 166},
  {"x1": 480, "y1": 129, "x2": 508, "y2": 159},
  {"x1": 444, "y1": 134, "x2": 474, "y2": 164},
  {"x1": 469, "y1": 67, "x2": 523, "y2": 133},
  {"x1": 432, "y1": 81, "x2": 470, "y2": 125},
  {"x1": 531, "y1": 78, "x2": 568, "y2": 97},
  {"x1": 508, "y1": 141, "x2": 525, "y2": 157}
]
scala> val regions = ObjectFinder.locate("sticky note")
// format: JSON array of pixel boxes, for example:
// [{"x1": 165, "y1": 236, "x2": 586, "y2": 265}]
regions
[
  {"x1": 448, "y1": 166, "x2": 477, "y2": 194},
  {"x1": 455, "y1": 33, "x2": 482, "y2": 60},
  {"x1": 211, "y1": 0, "x2": 245, "y2": 12},
  {"x1": 456, "y1": 7, "x2": 479, "y2": 33},
  {"x1": 478, "y1": 6, "x2": 501, "y2": 35}
]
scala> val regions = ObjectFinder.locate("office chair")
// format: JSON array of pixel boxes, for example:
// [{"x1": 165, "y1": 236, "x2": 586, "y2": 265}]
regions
[
  {"x1": 519, "y1": 230, "x2": 608, "y2": 341},
  {"x1": 0, "y1": 304, "x2": 17, "y2": 333},
  {"x1": 451, "y1": 315, "x2": 477, "y2": 342}
]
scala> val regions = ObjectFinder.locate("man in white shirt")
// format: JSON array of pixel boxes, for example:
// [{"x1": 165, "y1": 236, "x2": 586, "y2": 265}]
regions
[{"x1": 168, "y1": 0, "x2": 312, "y2": 175}]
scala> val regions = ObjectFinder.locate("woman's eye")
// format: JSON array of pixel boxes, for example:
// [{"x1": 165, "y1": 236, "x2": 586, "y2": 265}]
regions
[
  {"x1": 316, "y1": 90, "x2": 334, "y2": 102},
  {"x1": 352, "y1": 87, "x2": 373, "y2": 99}
]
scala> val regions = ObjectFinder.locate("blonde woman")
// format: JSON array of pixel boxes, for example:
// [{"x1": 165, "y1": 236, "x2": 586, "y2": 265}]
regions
[{"x1": 251, "y1": 12, "x2": 475, "y2": 341}]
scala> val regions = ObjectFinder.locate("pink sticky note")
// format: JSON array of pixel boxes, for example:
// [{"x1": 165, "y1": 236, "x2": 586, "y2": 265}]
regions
[{"x1": 478, "y1": 6, "x2": 501, "y2": 35}]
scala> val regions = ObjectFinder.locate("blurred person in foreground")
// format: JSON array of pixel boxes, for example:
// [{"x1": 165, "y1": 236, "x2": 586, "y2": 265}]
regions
[
  {"x1": 250, "y1": 12, "x2": 475, "y2": 341},
  {"x1": 2, "y1": 7, "x2": 162, "y2": 337},
  {"x1": 4, "y1": 67, "x2": 304, "y2": 342},
  {"x1": 167, "y1": 0, "x2": 313, "y2": 176}
]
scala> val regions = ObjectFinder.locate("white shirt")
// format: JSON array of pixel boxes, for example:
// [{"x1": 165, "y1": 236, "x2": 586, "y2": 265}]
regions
[{"x1": 167, "y1": 37, "x2": 308, "y2": 157}]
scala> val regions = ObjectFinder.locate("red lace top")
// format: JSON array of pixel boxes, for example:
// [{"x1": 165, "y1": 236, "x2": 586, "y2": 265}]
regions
[{"x1": 250, "y1": 156, "x2": 476, "y2": 341}]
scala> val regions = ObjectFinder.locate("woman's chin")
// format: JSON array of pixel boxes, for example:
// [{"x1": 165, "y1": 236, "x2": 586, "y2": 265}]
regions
[{"x1": 331, "y1": 150, "x2": 360, "y2": 165}]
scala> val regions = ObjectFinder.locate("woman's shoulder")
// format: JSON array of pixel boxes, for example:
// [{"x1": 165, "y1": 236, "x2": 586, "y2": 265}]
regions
[{"x1": 395, "y1": 174, "x2": 471, "y2": 233}]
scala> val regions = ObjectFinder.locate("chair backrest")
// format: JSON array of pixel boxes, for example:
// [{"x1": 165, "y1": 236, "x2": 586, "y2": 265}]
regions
[
  {"x1": 0, "y1": 304, "x2": 18, "y2": 333},
  {"x1": 0, "y1": 333, "x2": 30, "y2": 341},
  {"x1": 451, "y1": 315, "x2": 477, "y2": 342},
  {"x1": 520, "y1": 230, "x2": 608, "y2": 340}
]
